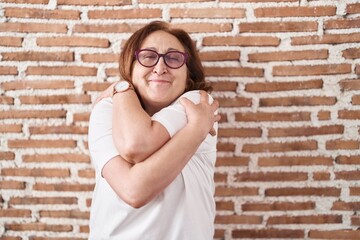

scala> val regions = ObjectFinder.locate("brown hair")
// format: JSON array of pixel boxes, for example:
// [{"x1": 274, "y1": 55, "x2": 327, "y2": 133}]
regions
[{"x1": 119, "y1": 21, "x2": 212, "y2": 93}]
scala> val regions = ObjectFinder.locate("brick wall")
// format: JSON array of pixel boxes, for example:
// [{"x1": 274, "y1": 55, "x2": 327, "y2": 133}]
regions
[{"x1": 1, "y1": 0, "x2": 360, "y2": 239}]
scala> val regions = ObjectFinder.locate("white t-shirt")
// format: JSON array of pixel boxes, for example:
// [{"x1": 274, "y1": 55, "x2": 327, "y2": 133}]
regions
[{"x1": 88, "y1": 90, "x2": 218, "y2": 240}]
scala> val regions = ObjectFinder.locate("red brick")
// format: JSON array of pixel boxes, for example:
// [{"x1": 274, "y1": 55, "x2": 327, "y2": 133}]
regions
[
  {"x1": 0, "y1": 151, "x2": 15, "y2": 160},
  {"x1": 215, "y1": 187, "x2": 259, "y2": 196},
  {"x1": 243, "y1": 140, "x2": 318, "y2": 153},
  {"x1": 336, "y1": 155, "x2": 360, "y2": 165},
  {"x1": 332, "y1": 201, "x2": 360, "y2": 211},
  {"x1": 217, "y1": 96, "x2": 252, "y2": 107},
  {"x1": 215, "y1": 156, "x2": 249, "y2": 167},
  {"x1": 173, "y1": 23, "x2": 232, "y2": 33},
  {"x1": 22, "y1": 153, "x2": 90, "y2": 163},
  {"x1": 73, "y1": 23, "x2": 141, "y2": 33},
  {"x1": 0, "y1": 36, "x2": 22, "y2": 47},
  {"x1": 9, "y1": 197, "x2": 77, "y2": 205},
  {"x1": 325, "y1": 18, "x2": 360, "y2": 30},
  {"x1": 199, "y1": 51, "x2": 240, "y2": 62},
  {"x1": 268, "y1": 125, "x2": 344, "y2": 137},
  {"x1": 265, "y1": 187, "x2": 341, "y2": 197},
  {"x1": 235, "y1": 111, "x2": 311, "y2": 122},
  {"x1": 267, "y1": 215, "x2": 342, "y2": 225},
  {"x1": 58, "y1": 0, "x2": 131, "y2": 5},
  {"x1": 0, "y1": 124, "x2": 22, "y2": 133},
  {"x1": 29, "y1": 125, "x2": 88, "y2": 134},
  {"x1": 0, "y1": 110, "x2": 66, "y2": 119},
  {"x1": 4, "y1": 8, "x2": 80, "y2": 19},
  {"x1": 211, "y1": 81, "x2": 238, "y2": 92},
  {"x1": 78, "y1": 169, "x2": 95, "y2": 178},
  {"x1": 203, "y1": 36, "x2": 280, "y2": 46},
  {"x1": 342, "y1": 48, "x2": 360, "y2": 59},
  {"x1": 216, "y1": 201, "x2": 234, "y2": 211},
  {"x1": 217, "y1": 142, "x2": 236, "y2": 152},
  {"x1": 2, "y1": 0, "x2": 48, "y2": 3},
  {"x1": 350, "y1": 187, "x2": 360, "y2": 196},
  {"x1": 318, "y1": 111, "x2": 331, "y2": 121},
  {"x1": 235, "y1": 172, "x2": 308, "y2": 182},
  {"x1": 273, "y1": 64, "x2": 351, "y2": 76},
  {"x1": 26, "y1": 66, "x2": 97, "y2": 76},
  {"x1": 170, "y1": 8, "x2": 245, "y2": 18},
  {"x1": 19, "y1": 94, "x2": 91, "y2": 104},
  {"x1": 254, "y1": 6, "x2": 336, "y2": 17},
  {"x1": 221, "y1": 0, "x2": 297, "y2": 1},
  {"x1": 32, "y1": 183, "x2": 94, "y2": 192},
  {"x1": 313, "y1": 171, "x2": 331, "y2": 181},
  {"x1": 5, "y1": 223, "x2": 72, "y2": 232},
  {"x1": 88, "y1": 9, "x2": 162, "y2": 19},
  {"x1": 258, "y1": 156, "x2": 333, "y2": 167},
  {"x1": 260, "y1": 96, "x2": 336, "y2": 107},
  {"x1": 205, "y1": 67, "x2": 264, "y2": 77},
  {"x1": 37, "y1": 37, "x2": 109, "y2": 48},
  {"x1": 39, "y1": 210, "x2": 89, "y2": 219},
  {"x1": 0, "y1": 181, "x2": 25, "y2": 190},
  {"x1": 292, "y1": 33, "x2": 360, "y2": 45},
  {"x1": 335, "y1": 171, "x2": 360, "y2": 180},
  {"x1": 81, "y1": 53, "x2": 118, "y2": 63},
  {"x1": 8, "y1": 139, "x2": 76, "y2": 148},
  {"x1": 240, "y1": 21, "x2": 317, "y2": 33},
  {"x1": 0, "y1": 66, "x2": 18, "y2": 75},
  {"x1": 309, "y1": 230, "x2": 360, "y2": 239},
  {"x1": 218, "y1": 127, "x2": 261, "y2": 138},
  {"x1": 2, "y1": 51, "x2": 74, "y2": 62},
  {"x1": 73, "y1": 112, "x2": 90, "y2": 122},
  {"x1": 242, "y1": 201, "x2": 315, "y2": 211},
  {"x1": 347, "y1": 3, "x2": 360, "y2": 14},
  {"x1": 338, "y1": 110, "x2": 360, "y2": 119},
  {"x1": 248, "y1": 50, "x2": 328, "y2": 62},
  {"x1": 1, "y1": 80, "x2": 75, "y2": 90},
  {"x1": 340, "y1": 79, "x2": 360, "y2": 91},
  {"x1": 0, "y1": 22, "x2": 67, "y2": 33},
  {"x1": 0, "y1": 209, "x2": 32, "y2": 217},
  {"x1": 215, "y1": 215, "x2": 262, "y2": 224},
  {"x1": 326, "y1": 140, "x2": 360, "y2": 150},
  {"x1": 0, "y1": 95, "x2": 14, "y2": 104},
  {"x1": 232, "y1": 229, "x2": 304, "y2": 238},
  {"x1": 245, "y1": 79, "x2": 323, "y2": 91},
  {"x1": 1, "y1": 168, "x2": 70, "y2": 178}
]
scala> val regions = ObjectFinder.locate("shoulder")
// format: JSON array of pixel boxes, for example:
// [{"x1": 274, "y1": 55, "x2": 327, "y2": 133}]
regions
[
  {"x1": 173, "y1": 90, "x2": 214, "y2": 105},
  {"x1": 89, "y1": 97, "x2": 113, "y2": 123}
]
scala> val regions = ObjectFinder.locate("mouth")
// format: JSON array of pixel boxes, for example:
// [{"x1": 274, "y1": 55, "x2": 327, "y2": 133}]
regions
[{"x1": 148, "y1": 79, "x2": 172, "y2": 84}]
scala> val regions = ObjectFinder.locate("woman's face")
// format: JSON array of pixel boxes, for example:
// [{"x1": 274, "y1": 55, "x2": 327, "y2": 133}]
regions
[{"x1": 131, "y1": 30, "x2": 188, "y2": 115}]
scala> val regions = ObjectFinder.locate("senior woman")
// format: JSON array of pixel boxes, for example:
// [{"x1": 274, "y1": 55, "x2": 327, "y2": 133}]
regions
[{"x1": 88, "y1": 21, "x2": 220, "y2": 240}]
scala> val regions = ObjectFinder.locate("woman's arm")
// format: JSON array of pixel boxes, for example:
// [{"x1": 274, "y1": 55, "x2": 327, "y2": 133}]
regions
[
  {"x1": 102, "y1": 91, "x2": 219, "y2": 208},
  {"x1": 111, "y1": 89, "x2": 171, "y2": 164}
]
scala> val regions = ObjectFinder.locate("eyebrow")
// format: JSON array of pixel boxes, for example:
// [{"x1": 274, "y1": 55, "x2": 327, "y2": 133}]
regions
[{"x1": 145, "y1": 47, "x2": 181, "y2": 52}]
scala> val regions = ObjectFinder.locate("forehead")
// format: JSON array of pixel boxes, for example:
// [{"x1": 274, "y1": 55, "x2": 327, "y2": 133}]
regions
[{"x1": 140, "y1": 30, "x2": 185, "y2": 52}]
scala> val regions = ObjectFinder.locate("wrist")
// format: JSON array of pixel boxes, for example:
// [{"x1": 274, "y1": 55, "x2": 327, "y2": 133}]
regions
[{"x1": 113, "y1": 81, "x2": 134, "y2": 96}]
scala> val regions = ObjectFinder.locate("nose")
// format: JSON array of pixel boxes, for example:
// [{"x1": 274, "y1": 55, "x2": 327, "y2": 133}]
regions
[{"x1": 153, "y1": 56, "x2": 167, "y2": 74}]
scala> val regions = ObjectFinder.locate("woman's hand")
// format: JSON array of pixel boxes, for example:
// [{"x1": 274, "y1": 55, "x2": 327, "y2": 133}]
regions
[
  {"x1": 93, "y1": 82, "x2": 117, "y2": 105},
  {"x1": 180, "y1": 91, "x2": 220, "y2": 137}
]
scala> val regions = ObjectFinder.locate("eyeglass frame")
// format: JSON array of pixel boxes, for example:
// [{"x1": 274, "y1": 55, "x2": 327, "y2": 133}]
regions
[{"x1": 134, "y1": 49, "x2": 189, "y2": 69}]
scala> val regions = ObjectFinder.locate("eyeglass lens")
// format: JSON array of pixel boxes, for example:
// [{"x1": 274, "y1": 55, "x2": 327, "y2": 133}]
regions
[{"x1": 136, "y1": 50, "x2": 187, "y2": 69}]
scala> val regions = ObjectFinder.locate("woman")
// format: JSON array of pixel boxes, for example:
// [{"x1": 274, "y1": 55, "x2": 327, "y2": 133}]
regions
[{"x1": 88, "y1": 21, "x2": 220, "y2": 240}]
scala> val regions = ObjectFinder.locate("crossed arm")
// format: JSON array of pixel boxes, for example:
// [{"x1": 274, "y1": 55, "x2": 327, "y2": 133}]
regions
[{"x1": 95, "y1": 87, "x2": 219, "y2": 208}]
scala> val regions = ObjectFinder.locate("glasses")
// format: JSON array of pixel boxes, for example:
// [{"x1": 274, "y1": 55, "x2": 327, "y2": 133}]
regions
[{"x1": 135, "y1": 49, "x2": 188, "y2": 69}]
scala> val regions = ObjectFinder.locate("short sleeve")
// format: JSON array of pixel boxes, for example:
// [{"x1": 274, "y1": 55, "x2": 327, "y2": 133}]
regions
[
  {"x1": 88, "y1": 98, "x2": 119, "y2": 176},
  {"x1": 151, "y1": 90, "x2": 214, "y2": 137}
]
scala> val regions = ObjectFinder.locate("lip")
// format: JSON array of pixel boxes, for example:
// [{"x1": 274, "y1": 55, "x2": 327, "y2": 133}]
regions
[{"x1": 148, "y1": 79, "x2": 172, "y2": 84}]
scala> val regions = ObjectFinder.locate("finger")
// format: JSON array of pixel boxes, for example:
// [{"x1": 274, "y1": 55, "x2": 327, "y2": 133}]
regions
[
  {"x1": 211, "y1": 99, "x2": 219, "y2": 111},
  {"x1": 215, "y1": 114, "x2": 221, "y2": 122},
  {"x1": 179, "y1": 97, "x2": 193, "y2": 108},
  {"x1": 209, "y1": 127, "x2": 216, "y2": 136},
  {"x1": 199, "y1": 90, "x2": 209, "y2": 103}
]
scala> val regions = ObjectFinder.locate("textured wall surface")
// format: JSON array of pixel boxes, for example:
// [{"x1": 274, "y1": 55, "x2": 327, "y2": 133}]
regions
[{"x1": 1, "y1": 0, "x2": 360, "y2": 239}]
